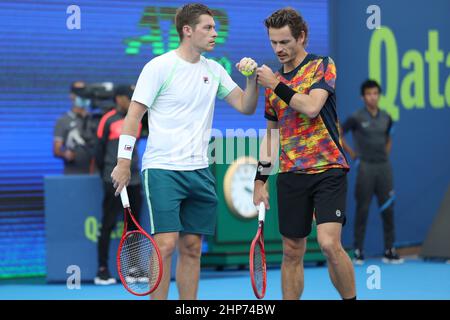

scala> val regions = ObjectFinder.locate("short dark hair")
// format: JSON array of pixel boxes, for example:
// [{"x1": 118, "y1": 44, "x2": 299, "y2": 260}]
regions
[
  {"x1": 264, "y1": 7, "x2": 309, "y2": 46},
  {"x1": 114, "y1": 85, "x2": 133, "y2": 101},
  {"x1": 360, "y1": 79, "x2": 382, "y2": 96},
  {"x1": 175, "y1": 3, "x2": 213, "y2": 41}
]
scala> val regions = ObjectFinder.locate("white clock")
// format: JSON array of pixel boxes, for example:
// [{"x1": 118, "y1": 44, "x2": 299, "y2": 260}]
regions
[{"x1": 223, "y1": 156, "x2": 262, "y2": 219}]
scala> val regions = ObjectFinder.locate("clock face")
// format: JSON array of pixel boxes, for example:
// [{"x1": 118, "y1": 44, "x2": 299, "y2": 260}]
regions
[
  {"x1": 223, "y1": 156, "x2": 262, "y2": 219},
  {"x1": 230, "y1": 163, "x2": 258, "y2": 218}
]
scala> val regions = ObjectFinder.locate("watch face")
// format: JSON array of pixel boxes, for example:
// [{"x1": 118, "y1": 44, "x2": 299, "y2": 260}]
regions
[{"x1": 230, "y1": 163, "x2": 257, "y2": 218}]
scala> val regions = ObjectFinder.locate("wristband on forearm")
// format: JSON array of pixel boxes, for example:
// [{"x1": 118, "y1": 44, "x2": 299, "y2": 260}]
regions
[
  {"x1": 254, "y1": 161, "x2": 272, "y2": 183},
  {"x1": 117, "y1": 134, "x2": 136, "y2": 160},
  {"x1": 274, "y1": 82, "x2": 296, "y2": 105}
]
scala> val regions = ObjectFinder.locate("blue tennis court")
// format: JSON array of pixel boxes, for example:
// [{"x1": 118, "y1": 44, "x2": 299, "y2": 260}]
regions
[
  {"x1": 2, "y1": 0, "x2": 450, "y2": 306},
  {"x1": 1, "y1": 259, "x2": 448, "y2": 300}
]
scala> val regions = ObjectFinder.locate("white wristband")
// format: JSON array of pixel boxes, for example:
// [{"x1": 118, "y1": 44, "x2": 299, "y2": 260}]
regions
[{"x1": 117, "y1": 134, "x2": 136, "y2": 160}]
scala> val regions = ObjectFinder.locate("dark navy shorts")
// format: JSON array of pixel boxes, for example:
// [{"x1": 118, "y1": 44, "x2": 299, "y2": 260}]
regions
[{"x1": 276, "y1": 168, "x2": 347, "y2": 238}]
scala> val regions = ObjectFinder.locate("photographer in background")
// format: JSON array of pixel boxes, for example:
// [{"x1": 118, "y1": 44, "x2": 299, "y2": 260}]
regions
[
  {"x1": 341, "y1": 80, "x2": 403, "y2": 265},
  {"x1": 94, "y1": 85, "x2": 143, "y2": 285},
  {"x1": 53, "y1": 81, "x2": 95, "y2": 174}
]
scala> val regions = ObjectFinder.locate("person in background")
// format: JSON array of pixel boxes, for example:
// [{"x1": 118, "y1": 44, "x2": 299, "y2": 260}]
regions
[
  {"x1": 53, "y1": 81, "x2": 95, "y2": 174},
  {"x1": 341, "y1": 79, "x2": 404, "y2": 265},
  {"x1": 94, "y1": 85, "x2": 143, "y2": 285}
]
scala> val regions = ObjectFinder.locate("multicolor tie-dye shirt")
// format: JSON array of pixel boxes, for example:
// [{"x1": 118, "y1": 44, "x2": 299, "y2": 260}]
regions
[{"x1": 265, "y1": 54, "x2": 349, "y2": 174}]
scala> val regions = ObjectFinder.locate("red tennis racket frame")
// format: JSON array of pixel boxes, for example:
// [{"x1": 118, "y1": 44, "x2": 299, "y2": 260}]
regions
[
  {"x1": 116, "y1": 189, "x2": 163, "y2": 296},
  {"x1": 249, "y1": 203, "x2": 267, "y2": 299}
]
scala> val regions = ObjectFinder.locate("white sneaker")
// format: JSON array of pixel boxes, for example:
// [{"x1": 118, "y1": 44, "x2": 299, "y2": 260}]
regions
[{"x1": 94, "y1": 268, "x2": 117, "y2": 285}]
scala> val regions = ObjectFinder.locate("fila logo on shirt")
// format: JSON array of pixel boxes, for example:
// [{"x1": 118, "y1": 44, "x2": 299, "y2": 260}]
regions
[{"x1": 203, "y1": 76, "x2": 210, "y2": 84}]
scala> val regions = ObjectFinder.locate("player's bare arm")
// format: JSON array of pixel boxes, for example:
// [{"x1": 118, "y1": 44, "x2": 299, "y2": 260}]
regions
[
  {"x1": 253, "y1": 120, "x2": 279, "y2": 209},
  {"x1": 256, "y1": 64, "x2": 329, "y2": 118},
  {"x1": 225, "y1": 57, "x2": 259, "y2": 115},
  {"x1": 111, "y1": 100, "x2": 147, "y2": 195}
]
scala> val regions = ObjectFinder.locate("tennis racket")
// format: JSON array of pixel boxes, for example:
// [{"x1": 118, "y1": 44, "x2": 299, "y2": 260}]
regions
[
  {"x1": 116, "y1": 187, "x2": 163, "y2": 296},
  {"x1": 249, "y1": 202, "x2": 267, "y2": 299}
]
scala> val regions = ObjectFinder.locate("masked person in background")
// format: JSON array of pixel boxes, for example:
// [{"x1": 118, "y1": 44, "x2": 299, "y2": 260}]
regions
[
  {"x1": 53, "y1": 81, "x2": 96, "y2": 174},
  {"x1": 94, "y1": 85, "x2": 143, "y2": 285}
]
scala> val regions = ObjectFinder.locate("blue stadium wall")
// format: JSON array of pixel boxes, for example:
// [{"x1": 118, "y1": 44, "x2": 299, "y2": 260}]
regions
[{"x1": 329, "y1": 0, "x2": 450, "y2": 255}]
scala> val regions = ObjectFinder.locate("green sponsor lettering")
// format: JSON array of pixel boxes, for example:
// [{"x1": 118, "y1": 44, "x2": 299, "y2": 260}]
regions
[
  {"x1": 369, "y1": 26, "x2": 400, "y2": 120},
  {"x1": 425, "y1": 30, "x2": 445, "y2": 109},
  {"x1": 401, "y1": 50, "x2": 425, "y2": 109},
  {"x1": 85, "y1": 216, "x2": 98, "y2": 243},
  {"x1": 85, "y1": 217, "x2": 124, "y2": 242}
]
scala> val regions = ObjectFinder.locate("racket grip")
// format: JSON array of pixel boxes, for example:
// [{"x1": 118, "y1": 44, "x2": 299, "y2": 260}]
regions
[
  {"x1": 258, "y1": 202, "x2": 266, "y2": 222},
  {"x1": 120, "y1": 187, "x2": 130, "y2": 208}
]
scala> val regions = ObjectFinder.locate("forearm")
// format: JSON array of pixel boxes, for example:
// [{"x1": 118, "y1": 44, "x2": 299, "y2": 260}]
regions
[
  {"x1": 289, "y1": 93, "x2": 323, "y2": 118},
  {"x1": 255, "y1": 128, "x2": 278, "y2": 190},
  {"x1": 386, "y1": 139, "x2": 392, "y2": 155},
  {"x1": 258, "y1": 122, "x2": 280, "y2": 183},
  {"x1": 240, "y1": 77, "x2": 259, "y2": 114},
  {"x1": 53, "y1": 148, "x2": 64, "y2": 158},
  {"x1": 117, "y1": 101, "x2": 147, "y2": 166},
  {"x1": 269, "y1": 81, "x2": 325, "y2": 118},
  {"x1": 259, "y1": 131, "x2": 279, "y2": 164},
  {"x1": 53, "y1": 141, "x2": 65, "y2": 158},
  {"x1": 121, "y1": 105, "x2": 144, "y2": 137}
]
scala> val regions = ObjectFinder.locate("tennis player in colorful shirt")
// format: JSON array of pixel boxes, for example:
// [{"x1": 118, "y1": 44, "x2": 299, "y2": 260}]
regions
[
  {"x1": 111, "y1": 3, "x2": 259, "y2": 299},
  {"x1": 253, "y1": 7, "x2": 356, "y2": 300}
]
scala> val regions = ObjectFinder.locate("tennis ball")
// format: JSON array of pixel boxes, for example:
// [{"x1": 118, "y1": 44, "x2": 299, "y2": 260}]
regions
[{"x1": 241, "y1": 69, "x2": 254, "y2": 77}]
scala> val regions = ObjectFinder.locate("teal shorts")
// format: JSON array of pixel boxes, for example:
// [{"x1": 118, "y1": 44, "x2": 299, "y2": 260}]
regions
[{"x1": 142, "y1": 168, "x2": 218, "y2": 235}]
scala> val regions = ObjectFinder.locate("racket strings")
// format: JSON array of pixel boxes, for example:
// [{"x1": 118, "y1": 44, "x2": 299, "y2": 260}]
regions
[
  {"x1": 252, "y1": 241, "x2": 266, "y2": 294},
  {"x1": 119, "y1": 232, "x2": 160, "y2": 294}
]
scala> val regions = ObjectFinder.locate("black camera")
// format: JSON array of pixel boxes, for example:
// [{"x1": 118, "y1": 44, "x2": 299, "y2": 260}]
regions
[
  {"x1": 70, "y1": 82, "x2": 148, "y2": 137},
  {"x1": 72, "y1": 82, "x2": 116, "y2": 112}
]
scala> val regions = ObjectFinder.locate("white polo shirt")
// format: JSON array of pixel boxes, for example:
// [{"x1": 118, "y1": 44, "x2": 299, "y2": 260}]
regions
[{"x1": 132, "y1": 50, "x2": 237, "y2": 171}]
